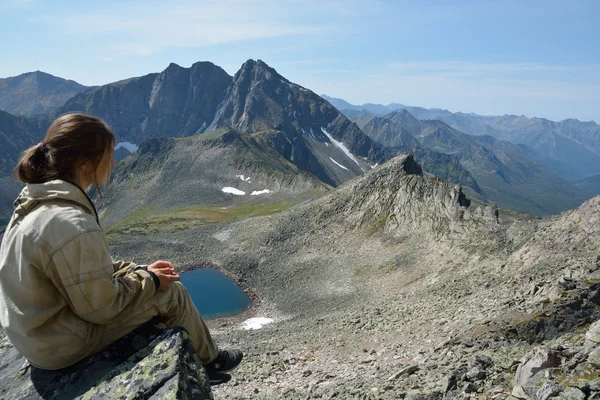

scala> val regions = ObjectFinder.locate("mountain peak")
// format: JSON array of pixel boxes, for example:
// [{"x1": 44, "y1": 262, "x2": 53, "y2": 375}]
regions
[
  {"x1": 164, "y1": 62, "x2": 184, "y2": 72},
  {"x1": 0, "y1": 70, "x2": 88, "y2": 116},
  {"x1": 236, "y1": 59, "x2": 283, "y2": 82}
]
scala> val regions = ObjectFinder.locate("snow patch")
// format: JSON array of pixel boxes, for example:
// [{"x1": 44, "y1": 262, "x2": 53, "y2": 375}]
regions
[
  {"x1": 236, "y1": 175, "x2": 251, "y2": 182},
  {"x1": 370, "y1": 163, "x2": 379, "y2": 169},
  {"x1": 221, "y1": 187, "x2": 245, "y2": 195},
  {"x1": 115, "y1": 142, "x2": 139, "y2": 153},
  {"x1": 242, "y1": 317, "x2": 274, "y2": 330},
  {"x1": 329, "y1": 157, "x2": 349, "y2": 171},
  {"x1": 251, "y1": 189, "x2": 272, "y2": 195},
  {"x1": 321, "y1": 127, "x2": 361, "y2": 167}
]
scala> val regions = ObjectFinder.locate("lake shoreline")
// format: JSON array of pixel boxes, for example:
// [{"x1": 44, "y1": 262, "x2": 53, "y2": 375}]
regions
[{"x1": 178, "y1": 260, "x2": 265, "y2": 329}]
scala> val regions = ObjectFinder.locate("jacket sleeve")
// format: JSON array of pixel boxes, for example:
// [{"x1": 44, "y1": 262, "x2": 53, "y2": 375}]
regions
[
  {"x1": 48, "y1": 230, "x2": 157, "y2": 325},
  {"x1": 112, "y1": 259, "x2": 138, "y2": 275}
]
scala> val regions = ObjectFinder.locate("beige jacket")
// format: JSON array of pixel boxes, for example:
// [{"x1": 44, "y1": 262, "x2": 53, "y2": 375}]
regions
[{"x1": 0, "y1": 180, "x2": 157, "y2": 370}]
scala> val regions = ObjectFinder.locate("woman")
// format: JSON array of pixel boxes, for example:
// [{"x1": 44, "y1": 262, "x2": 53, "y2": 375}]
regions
[{"x1": 0, "y1": 113, "x2": 242, "y2": 375}]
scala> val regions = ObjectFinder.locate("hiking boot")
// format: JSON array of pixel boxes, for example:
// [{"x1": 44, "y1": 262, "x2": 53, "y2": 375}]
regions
[{"x1": 205, "y1": 349, "x2": 243, "y2": 373}]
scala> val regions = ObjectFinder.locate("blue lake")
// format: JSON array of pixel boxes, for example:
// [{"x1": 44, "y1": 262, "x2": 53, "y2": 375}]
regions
[{"x1": 179, "y1": 268, "x2": 252, "y2": 320}]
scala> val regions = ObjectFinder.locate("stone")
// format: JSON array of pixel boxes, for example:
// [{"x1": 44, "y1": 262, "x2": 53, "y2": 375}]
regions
[
  {"x1": 514, "y1": 348, "x2": 562, "y2": 388},
  {"x1": 557, "y1": 387, "x2": 586, "y2": 400},
  {"x1": 443, "y1": 372, "x2": 458, "y2": 393},
  {"x1": 388, "y1": 364, "x2": 419, "y2": 381},
  {"x1": 0, "y1": 317, "x2": 212, "y2": 399},
  {"x1": 512, "y1": 385, "x2": 531, "y2": 400},
  {"x1": 586, "y1": 321, "x2": 600, "y2": 346},
  {"x1": 466, "y1": 366, "x2": 487, "y2": 381},
  {"x1": 588, "y1": 378, "x2": 600, "y2": 392},
  {"x1": 534, "y1": 382, "x2": 564, "y2": 400},
  {"x1": 588, "y1": 347, "x2": 600, "y2": 367},
  {"x1": 463, "y1": 382, "x2": 477, "y2": 393}
]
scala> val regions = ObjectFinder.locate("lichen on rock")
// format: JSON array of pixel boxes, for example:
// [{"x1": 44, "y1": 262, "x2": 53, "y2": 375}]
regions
[{"x1": 0, "y1": 318, "x2": 212, "y2": 399}]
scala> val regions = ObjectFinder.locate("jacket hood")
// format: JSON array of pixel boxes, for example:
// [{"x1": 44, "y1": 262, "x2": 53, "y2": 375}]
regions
[{"x1": 13, "y1": 180, "x2": 98, "y2": 222}]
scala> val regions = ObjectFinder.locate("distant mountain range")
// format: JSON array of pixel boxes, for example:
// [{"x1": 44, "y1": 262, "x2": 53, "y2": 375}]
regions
[
  {"x1": 324, "y1": 96, "x2": 600, "y2": 181},
  {"x1": 0, "y1": 71, "x2": 88, "y2": 116},
  {"x1": 352, "y1": 110, "x2": 587, "y2": 215}
]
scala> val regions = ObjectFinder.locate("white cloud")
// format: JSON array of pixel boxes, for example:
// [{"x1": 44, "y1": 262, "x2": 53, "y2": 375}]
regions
[{"x1": 32, "y1": 1, "x2": 331, "y2": 56}]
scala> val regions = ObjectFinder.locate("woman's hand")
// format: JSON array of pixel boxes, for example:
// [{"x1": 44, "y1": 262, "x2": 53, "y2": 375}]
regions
[{"x1": 147, "y1": 260, "x2": 180, "y2": 291}]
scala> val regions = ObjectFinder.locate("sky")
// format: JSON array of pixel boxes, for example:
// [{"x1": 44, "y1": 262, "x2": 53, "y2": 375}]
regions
[{"x1": 0, "y1": 0, "x2": 599, "y2": 122}]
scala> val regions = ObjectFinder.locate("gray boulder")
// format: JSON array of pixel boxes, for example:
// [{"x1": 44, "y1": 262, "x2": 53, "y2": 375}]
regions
[
  {"x1": 534, "y1": 381, "x2": 564, "y2": 400},
  {"x1": 515, "y1": 347, "x2": 562, "y2": 397},
  {"x1": 586, "y1": 320, "x2": 600, "y2": 347},
  {"x1": 0, "y1": 318, "x2": 212, "y2": 399},
  {"x1": 557, "y1": 387, "x2": 586, "y2": 400}
]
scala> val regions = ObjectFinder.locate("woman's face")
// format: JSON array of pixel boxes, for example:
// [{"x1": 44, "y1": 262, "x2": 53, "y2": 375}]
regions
[{"x1": 94, "y1": 144, "x2": 116, "y2": 185}]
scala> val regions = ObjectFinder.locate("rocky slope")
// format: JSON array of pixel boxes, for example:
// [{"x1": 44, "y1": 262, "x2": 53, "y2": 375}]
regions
[
  {"x1": 0, "y1": 71, "x2": 88, "y2": 116},
  {"x1": 97, "y1": 126, "x2": 330, "y2": 238},
  {"x1": 3, "y1": 152, "x2": 600, "y2": 398},
  {"x1": 92, "y1": 152, "x2": 597, "y2": 398}
]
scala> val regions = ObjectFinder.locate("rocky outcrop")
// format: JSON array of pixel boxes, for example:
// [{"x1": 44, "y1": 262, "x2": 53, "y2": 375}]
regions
[
  {"x1": 0, "y1": 318, "x2": 212, "y2": 399},
  {"x1": 314, "y1": 152, "x2": 495, "y2": 238}
]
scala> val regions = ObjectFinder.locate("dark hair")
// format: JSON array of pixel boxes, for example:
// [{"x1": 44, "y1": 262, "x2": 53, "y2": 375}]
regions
[{"x1": 14, "y1": 114, "x2": 115, "y2": 192}]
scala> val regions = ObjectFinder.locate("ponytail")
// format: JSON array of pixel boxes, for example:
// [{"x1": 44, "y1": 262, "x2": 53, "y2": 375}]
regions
[{"x1": 14, "y1": 142, "x2": 57, "y2": 184}]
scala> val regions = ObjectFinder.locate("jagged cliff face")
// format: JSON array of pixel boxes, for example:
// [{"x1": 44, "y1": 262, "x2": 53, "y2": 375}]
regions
[
  {"x1": 56, "y1": 62, "x2": 232, "y2": 144},
  {"x1": 212, "y1": 60, "x2": 388, "y2": 186}
]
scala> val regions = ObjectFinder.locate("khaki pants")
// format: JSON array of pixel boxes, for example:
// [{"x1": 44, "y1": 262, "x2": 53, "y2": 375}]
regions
[{"x1": 86, "y1": 268, "x2": 219, "y2": 364}]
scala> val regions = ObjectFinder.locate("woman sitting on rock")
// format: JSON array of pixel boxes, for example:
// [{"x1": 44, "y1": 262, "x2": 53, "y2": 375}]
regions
[{"x1": 0, "y1": 113, "x2": 242, "y2": 376}]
